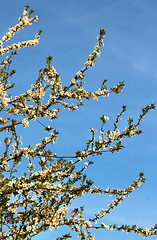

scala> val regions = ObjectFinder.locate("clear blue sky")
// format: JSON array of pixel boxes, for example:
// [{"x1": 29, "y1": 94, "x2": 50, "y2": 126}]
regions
[{"x1": 1, "y1": 0, "x2": 157, "y2": 239}]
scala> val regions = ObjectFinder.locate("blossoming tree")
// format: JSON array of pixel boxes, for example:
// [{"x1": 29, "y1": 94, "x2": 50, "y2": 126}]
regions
[{"x1": 0, "y1": 5, "x2": 156, "y2": 240}]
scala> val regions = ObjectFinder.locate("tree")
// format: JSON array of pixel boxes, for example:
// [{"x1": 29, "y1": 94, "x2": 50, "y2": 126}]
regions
[{"x1": 0, "y1": 5, "x2": 156, "y2": 240}]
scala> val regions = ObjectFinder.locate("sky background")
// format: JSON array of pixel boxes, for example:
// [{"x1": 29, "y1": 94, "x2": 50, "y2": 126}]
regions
[{"x1": 0, "y1": 0, "x2": 157, "y2": 239}]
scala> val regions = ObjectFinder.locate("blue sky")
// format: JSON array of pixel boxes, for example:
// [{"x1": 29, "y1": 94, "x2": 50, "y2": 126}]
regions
[{"x1": 1, "y1": 0, "x2": 157, "y2": 239}]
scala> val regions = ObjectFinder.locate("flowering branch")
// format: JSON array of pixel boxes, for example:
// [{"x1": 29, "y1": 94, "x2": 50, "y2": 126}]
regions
[{"x1": 0, "y1": 4, "x2": 156, "y2": 240}]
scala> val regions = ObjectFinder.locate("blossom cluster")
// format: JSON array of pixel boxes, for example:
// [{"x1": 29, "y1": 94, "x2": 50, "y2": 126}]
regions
[{"x1": 0, "y1": 6, "x2": 41, "y2": 56}]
